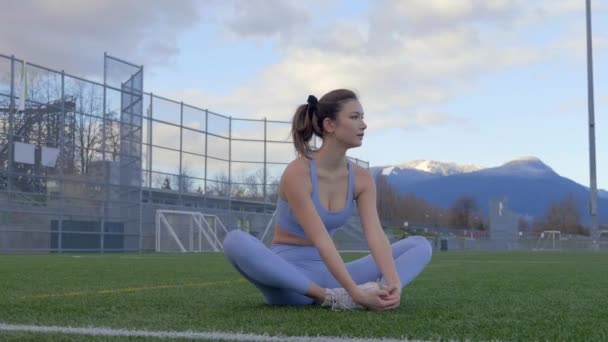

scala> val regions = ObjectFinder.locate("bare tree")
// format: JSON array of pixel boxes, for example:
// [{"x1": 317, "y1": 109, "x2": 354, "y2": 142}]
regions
[
  {"x1": 244, "y1": 168, "x2": 265, "y2": 199},
  {"x1": 229, "y1": 167, "x2": 268, "y2": 200},
  {"x1": 161, "y1": 177, "x2": 172, "y2": 190},
  {"x1": 179, "y1": 165, "x2": 195, "y2": 193},
  {"x1": 518, "y1": 217, "x2": 531, "y2": 233},
  {"x1": 104, "y1": 112, "x2": 121, "y2": 162},
  {"x1": 375, "y1": 174, "x2": 446, "y2": 230},
  {"x1": 542, "y1": 193, "x2": 586, "y2": 235},
  {"x1": 449, "y1": 195, "x2": 478, "y2": 229},
  {"x1": 266, "y1": 178, "x2": 280, "y2": 203},
  {"x1": 67, "y1": 80, "x2": 104, "y2": 175},
  {"x1": 152, "y1": 173, "x2": 171, "y2": 190},
  {"x1": 231, "y1": 182, "x2": 246, "y2": 198},
  {"x1": 376, "y1": 174, "x2": 401, "y2": 225},
  {"x1": 229, "y1": 169, "x2": 249, "y2": 199},
  {"x1": 208, "y1": 172, "x2": 230, "y2": 197}
]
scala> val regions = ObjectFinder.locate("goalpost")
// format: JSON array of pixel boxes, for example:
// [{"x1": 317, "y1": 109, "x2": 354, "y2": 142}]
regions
[
  {"x1": 598, "y1": 230, "x2": 608, "y2": 247},
  {"x1": 155, "y1": 210, "x2": 229, "y2": 253},
  {"x1": 534, "y1": 230, "x2": 562, "y2": 251}
]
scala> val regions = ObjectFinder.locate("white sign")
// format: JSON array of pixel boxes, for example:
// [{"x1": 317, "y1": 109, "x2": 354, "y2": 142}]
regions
[
  {"x1": 14, "y1": 142, "x2": 35, "y2": 164},
  {"x1": 41, "y1": 146, "x2": 60, "y2": 167}
]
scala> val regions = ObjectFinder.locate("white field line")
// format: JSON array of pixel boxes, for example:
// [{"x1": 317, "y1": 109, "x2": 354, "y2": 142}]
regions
[
  {"x1": 439, "y1": 260, "x2": 581, "y2": 264},
  {"x1": 25, "y1": 279, "x2": 245, "y2": 300},
  {"x1": 0, "y1": 322, "x2": 473, "y2": 342}
]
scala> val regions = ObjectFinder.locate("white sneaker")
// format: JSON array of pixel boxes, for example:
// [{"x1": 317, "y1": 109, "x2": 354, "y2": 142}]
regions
[{"x1": 321, "y1": 281, "x2": 382, "y2": 311}]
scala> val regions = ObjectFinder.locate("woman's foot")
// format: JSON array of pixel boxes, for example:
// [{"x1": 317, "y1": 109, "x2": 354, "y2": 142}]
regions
[{"x1": 321, "y1": 282, "x2": 381, "y2": 310}]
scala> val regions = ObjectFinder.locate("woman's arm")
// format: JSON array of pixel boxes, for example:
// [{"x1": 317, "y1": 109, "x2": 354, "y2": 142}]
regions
[
  {"x1": 356, "y1": 169, "x2": 401, "y2": 288},
  {"x1": 281, "y1": 163, "x2": 359, "y2": 295}
]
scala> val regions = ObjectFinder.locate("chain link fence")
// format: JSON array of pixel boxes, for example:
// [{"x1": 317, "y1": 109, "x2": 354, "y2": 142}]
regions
[{"x1": 0, "y1": 52, "x2": 369, "y2": 252}]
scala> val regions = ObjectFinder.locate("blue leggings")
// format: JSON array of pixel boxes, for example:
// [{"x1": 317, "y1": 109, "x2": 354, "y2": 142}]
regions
[{"x1": 223, "y1": 230, "x2": 433, "y2": 305}]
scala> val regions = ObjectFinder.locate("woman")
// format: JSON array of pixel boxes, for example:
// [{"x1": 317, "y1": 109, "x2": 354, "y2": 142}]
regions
[{"x1": 223, "y1": 89, "x2": 432, "y2": 310}]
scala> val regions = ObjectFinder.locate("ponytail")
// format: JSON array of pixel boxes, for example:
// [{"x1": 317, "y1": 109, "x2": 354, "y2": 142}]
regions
[{"x1": 290, "y1": 89, "x2": 358, "y2": 158}]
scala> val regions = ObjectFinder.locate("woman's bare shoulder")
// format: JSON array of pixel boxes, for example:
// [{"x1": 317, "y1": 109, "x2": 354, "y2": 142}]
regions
[
  {"x1": 282, "y1": 156, "x2": 309, "y2": 178},
  {"x1": 352, "y1": 163, "x2": 374, "y2": 198},
  {"x1": 279, "y1": 157, "x2": 311, "y2": 198},
  {"x1": 352, "y1": 163, "x2": 373, "y2": 181}
]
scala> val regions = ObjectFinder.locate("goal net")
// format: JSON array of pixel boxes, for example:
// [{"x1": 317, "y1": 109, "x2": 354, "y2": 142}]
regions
[
  {"x1": 156, "y1": 210, "x2": 229, "y2": 253},
  {"x1": 534, "y1": 230, "x2": 562, "y2": 251}
]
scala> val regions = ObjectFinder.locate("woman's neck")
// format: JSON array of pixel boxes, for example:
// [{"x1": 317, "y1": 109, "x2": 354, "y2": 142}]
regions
[{"x1": 313, "y1": 144, "x2": 348, "y2": 172}]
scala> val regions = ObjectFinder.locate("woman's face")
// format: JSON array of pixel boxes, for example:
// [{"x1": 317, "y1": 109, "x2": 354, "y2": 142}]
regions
[{"x1": 326, "y1": 99, "x2": 367, "y2": 148}]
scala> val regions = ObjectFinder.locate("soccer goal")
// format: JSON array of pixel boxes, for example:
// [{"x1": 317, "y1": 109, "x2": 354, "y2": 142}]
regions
[
  {"x1": 598, "y1": 230, "x2": 608, "y2": 246},
  {"x1": 155, "y1": 210, "x2": 229, "y2": 253},
  {"x1": 533, "y1": 230, "x2": 562, "y2": 251}
]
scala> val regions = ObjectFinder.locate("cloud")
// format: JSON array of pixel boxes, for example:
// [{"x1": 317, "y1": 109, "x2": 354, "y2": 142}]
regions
[
  {"x1": 162, "y1": 0, "x2": 569, "y2": 130},
  {"x1": 5, "y1": 0, "x2": 604, "y2": 144},
  {"x1": 222, "y1": 0, "x2": 313, "y2": 40},
  {"x1": 366, "y1": 110, "x2": 471, "y2": 131},
  {"x1": 43, "y1": 0, "x2": 594, "y2": 144},
  {"x1": 368, "y1": 0, "x2": 522, "y2": 37},
  {"x1": 0, "y1": 0, "x2": 201, "y2": 77}
]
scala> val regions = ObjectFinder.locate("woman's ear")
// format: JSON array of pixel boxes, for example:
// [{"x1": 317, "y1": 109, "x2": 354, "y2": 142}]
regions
[{"x1": 322, "y1": 117, "x2": 336, "y2": 135}]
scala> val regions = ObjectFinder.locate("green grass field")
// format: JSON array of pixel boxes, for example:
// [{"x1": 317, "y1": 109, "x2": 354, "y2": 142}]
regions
[{"x1": 1, "y1": 251, "x2": 607, "y2": 341}]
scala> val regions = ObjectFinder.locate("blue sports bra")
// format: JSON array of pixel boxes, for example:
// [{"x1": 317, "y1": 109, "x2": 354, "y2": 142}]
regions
[{"x1": 275, "y1": 157, "x2": 355, "y2": 238}]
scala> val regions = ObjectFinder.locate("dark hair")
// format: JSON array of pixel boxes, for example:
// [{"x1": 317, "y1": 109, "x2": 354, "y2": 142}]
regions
[{"x1": 291, "y1": 89, "x2": 358, "y2": 158}]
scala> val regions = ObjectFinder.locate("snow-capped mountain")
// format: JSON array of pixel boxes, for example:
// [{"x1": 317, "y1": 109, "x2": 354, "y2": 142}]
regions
[
  {"x1": 370, "y1": 159, "x2": 481, "y2": 186},
  {"x1": 396, "y1": 160, "x2": 482, "y2": 176},
  {"x1": 372, "y1": 156, "x2": 608, "y2": 223},
  {"x1": 477, "y1": 156, "x2": 557, "y2": 178}
]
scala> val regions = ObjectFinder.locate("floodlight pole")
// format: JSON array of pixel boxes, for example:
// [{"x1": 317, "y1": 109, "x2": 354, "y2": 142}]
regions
[{"x1": 586, "y1": 0, "x2": 599, "y2": 241}]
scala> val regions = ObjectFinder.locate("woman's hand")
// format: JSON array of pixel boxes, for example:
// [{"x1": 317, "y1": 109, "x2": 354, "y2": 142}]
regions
[
  {"x1": 379, "y1": 283, "x2": 402, "y2": 310},
  {"x1": 351, "y1": 285, "x2": 400, "y2": 311}
]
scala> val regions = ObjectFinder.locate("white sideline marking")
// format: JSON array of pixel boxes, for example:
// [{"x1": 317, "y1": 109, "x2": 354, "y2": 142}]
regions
[
  {"x1": 26, "y1": 279, "x2": 244, "y2": 299},
  {"x1": 0, "y1": 322, "x2": 448, "y2": 342},
  {"x1": 440, "y1": 260, "x2": 579, "y2": 264}
]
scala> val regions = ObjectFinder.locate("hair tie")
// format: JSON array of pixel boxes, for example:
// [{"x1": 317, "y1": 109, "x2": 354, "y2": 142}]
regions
[{"x1": 306, "y1": 95, "x2": 318, "y2": 117}]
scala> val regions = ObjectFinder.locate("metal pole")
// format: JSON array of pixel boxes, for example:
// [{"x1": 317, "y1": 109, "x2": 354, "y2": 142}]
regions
[
  {"x1": 263, "y1": 117, "x2": 267, "y2": 213},
  {"x1": 149, "y1": 94, "x2": 154, "y2": 188},
  {"x1": 586, "y1": 0, "x2": 599, "y2": 241},
  {"x1": 198, "y1": 216, "x2": 202, "y2": 251},
  {"x1": 155, "y1": 210, "x2": 160, "y2": 252},
  {"x1": 204, "y1": 109, "x2": 208, "y2": 207},
  {"x1": 189, "y1": 215, "x2": 193, "y2": 252},
  {"x1": 228, "y1": 116, "x2": 232, "y2": 212},
  {"x1": 102, "y1": 52, "x2": 107, "y2": 162},
  {"x1": 101, "y1": 52, "x2": 107, "y2": 253},
  {"x1": 179, "y1": 102, "x2": 183, "y2": 204},
  {"x1": 4, "y1": 55, "x2": 15, "y2": 253},
  {"x1": 138, "y1": 65, "x2": 144, "y2": 253},
  {"x1": 8, "y1": 56, "x2": 14, "y2": 204},
  {"x1": 59, "y1": 71, "x2": 66, "y2": 253}
]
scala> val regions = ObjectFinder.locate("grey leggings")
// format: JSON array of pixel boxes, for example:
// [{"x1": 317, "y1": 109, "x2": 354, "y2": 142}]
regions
[{"x1": 223, "y1": 230, "x2": 433, "y2": 305}]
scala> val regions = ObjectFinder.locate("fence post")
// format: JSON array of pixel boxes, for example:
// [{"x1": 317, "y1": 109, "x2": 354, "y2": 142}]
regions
[
  {"x1": 263, "y1": 117, "x2": 267, "y2": 213},
  {"x1": 228, "y1": 116, "x2": 232, "y2": 212}
]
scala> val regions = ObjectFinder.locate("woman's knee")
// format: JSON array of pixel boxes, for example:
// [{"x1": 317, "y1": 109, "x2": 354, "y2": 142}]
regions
[
  {"x1": 416, "y1": 236, "x2": 433, "y2": 260},
  {"x1": 223, "y1": 230, "x2": 250, "y2": 259},
  {"x1": 406, "y1": 236, "x2": 433, "y2": 260}
]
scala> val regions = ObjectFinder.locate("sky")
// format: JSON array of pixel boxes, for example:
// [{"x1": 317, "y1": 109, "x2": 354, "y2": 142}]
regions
[{"x1": 0, "y1": 0, "x2": 606, "y2": 189}]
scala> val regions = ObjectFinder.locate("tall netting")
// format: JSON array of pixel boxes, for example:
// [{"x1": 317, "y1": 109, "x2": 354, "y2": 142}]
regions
[
  {"x1": 106, "y1": 54, "x2": 144, "y2": 252},
  {"x1": 0, "y1": 53, "x2": 370, "y2": 253}
]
